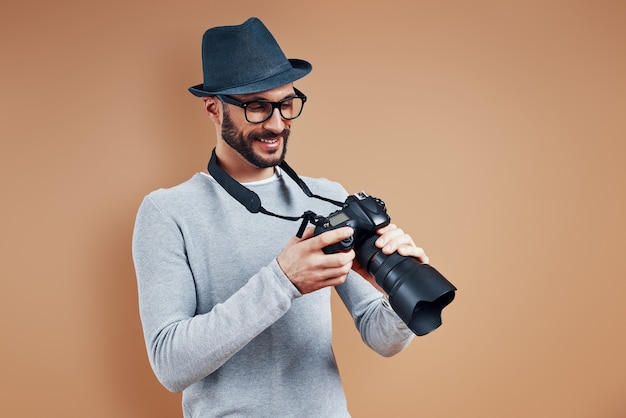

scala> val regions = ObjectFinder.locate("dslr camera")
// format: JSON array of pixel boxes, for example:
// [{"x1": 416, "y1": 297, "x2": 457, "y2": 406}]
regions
[{"x1": 313, "y1": 192, "x2": 456, "y2": 336}]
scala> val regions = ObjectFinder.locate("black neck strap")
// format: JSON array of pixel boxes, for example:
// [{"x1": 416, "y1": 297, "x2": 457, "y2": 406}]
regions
[{"x1": 207, "y1": 149, "x2": 344, "y2": 236}]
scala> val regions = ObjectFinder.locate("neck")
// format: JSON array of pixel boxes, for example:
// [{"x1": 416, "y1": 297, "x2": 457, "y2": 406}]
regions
[{"x1": 214, "y1": 144, "x2": 276, "y2": 183}]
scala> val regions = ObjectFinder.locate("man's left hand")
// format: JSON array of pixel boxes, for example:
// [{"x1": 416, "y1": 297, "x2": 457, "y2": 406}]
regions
[{"x1": 352, "y1": 223, "x2": 429, "y2": 291}]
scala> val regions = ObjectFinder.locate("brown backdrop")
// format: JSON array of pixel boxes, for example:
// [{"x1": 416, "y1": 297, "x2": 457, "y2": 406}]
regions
[{"x1": 1, "y1": 1, "x2": 625, "y2": 417}]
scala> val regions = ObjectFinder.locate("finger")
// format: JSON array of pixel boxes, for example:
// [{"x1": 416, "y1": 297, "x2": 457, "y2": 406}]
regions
[
  {"x1": 397, "y1": 245, "x2": 429, "y2": 264},
  {"x1": 298, "y1": 257, "x2": 353, "y2": 292},
  {"x1": 375, "y1": 223, "x2": 397, "y2": 236},
  {"x1": 309, "y1": 226, "x2": 354, "y2": 250},
  {"x1": 321, "y1": 264, "x2": 353, "y2": 286},
  {"x1": 313, "y1": 250, "x2": 355, "y2": 270},
  {"x1": 299, "y1": 226, "x2": 316, "y2": 240},
  {"x1": 306, "y1": 273, "x2": 350, "y2": 292},
  {"x1": 376, "y1": 227, "x2": 411, "y2": 251},
  {"x1": 323, "y1": 275, "x2": 349, "y2": 287},
  {"x1": 325, "y1": 261, "x2": 354, "y2": 278}
]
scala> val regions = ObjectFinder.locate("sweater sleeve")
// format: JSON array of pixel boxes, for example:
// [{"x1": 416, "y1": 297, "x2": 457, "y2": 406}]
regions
[
  {"x1": 335, "y1": 272, "x2": 414, "y2": 357},
  {"x1": 132, "y1": 196, "x2": 301, "y2": 392}
]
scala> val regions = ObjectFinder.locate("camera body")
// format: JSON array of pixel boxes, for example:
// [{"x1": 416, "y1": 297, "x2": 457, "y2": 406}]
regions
[
  {"x1": 313, "y1": 191, "x2": 456, "y2": 336},
  {"x1": 313, "y1": 192, "x2": 390, "y2": 254}
]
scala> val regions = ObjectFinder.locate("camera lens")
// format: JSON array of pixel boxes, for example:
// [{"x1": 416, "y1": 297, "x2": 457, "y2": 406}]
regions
[{"x1": 355, "y1": 235, "x2": 456, "y2": 336}]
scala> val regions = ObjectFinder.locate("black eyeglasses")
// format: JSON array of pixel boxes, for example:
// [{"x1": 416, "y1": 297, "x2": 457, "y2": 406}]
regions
[{"x1": 217, "y1": 88, "x2": 307, "y2": 124}]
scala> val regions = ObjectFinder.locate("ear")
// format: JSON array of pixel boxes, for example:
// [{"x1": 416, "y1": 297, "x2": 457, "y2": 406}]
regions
[{"x1": 203, "y1": 97, "x2": 222, "y2": 124}]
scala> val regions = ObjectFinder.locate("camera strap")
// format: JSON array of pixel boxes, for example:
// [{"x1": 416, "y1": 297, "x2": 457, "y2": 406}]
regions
[{"x1": 207, "y1": 148, "x2": 344, "y2": 237}]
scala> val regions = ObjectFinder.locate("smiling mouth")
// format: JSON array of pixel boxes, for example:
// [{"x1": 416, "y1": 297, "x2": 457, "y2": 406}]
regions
[{"x1": 252, "y1": 129, "x2": 289, "y2": 146}]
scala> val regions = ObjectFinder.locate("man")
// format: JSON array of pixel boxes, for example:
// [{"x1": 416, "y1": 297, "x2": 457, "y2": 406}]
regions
[{"x1": 133, "y1": 17, "x2": 429, "y2": 417}]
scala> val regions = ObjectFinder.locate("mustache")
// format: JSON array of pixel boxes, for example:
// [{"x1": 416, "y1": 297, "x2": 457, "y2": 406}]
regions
[{"x1": 249, "y1": 129, "x2": 290, "y2": 141}]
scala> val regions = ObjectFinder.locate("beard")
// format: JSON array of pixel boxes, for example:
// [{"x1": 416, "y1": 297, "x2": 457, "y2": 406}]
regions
[{"x1": 221, "y1": 107, "x2": 290, "y2": 168}]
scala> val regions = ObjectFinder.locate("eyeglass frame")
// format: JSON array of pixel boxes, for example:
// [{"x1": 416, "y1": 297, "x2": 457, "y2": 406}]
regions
[{"x1": 216, "y1": 87, "x2": 307, "y2": 124}]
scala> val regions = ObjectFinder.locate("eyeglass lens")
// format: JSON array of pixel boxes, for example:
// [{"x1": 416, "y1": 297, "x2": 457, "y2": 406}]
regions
[{"x1": 245, "y1": 97, "x2": 304, "y2": 123}]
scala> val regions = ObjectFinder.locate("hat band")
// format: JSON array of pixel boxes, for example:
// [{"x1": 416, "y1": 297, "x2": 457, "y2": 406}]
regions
[{"x1": 203, "y1": 62, "x2": 293, "y2": 93}]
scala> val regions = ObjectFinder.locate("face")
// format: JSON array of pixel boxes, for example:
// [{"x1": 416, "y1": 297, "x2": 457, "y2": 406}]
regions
[
  {"x1": 221, "y1": 105, "x2": 290, "y2": 169},
  {"x1": 220, "y1": 85, "x2": 295, "y2": 169}
]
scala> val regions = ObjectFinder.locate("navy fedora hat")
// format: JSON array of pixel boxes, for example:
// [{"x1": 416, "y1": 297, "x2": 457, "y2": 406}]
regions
[{"x1": 189, "y1": 17, "x2": 312, "y2": 97}]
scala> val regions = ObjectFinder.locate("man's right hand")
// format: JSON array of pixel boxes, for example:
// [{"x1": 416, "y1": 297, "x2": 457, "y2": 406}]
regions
[{"x1": 276, "y1": 226, "x2": 355, "y2": 294}]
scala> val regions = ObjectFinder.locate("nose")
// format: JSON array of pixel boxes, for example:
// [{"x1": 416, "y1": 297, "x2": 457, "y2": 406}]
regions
[{"x1": 261, "y1": 107, "x2": 287, "y2": 133}]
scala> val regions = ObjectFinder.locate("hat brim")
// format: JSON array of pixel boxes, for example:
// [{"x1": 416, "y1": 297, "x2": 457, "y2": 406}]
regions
[{"x1": 188, "y1": 58, "x2": 312, "y2": 97}]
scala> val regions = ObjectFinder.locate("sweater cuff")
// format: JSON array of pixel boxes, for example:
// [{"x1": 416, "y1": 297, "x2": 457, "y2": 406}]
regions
[{"x1": 269, "y1": 258, "x2": 302, "y2": 300}]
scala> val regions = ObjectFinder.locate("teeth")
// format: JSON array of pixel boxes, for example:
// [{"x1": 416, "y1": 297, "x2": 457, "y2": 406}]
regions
[{"x1": 259, "y1": 138, "x2": 277, "y2": 143}]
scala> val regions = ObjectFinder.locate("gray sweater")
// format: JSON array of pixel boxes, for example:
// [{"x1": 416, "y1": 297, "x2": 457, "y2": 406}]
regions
[{"x1": 132, "y1": 170, "x2": 414, "y2": 417}]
